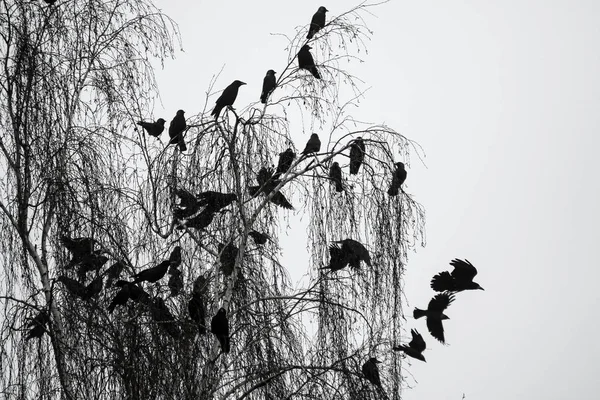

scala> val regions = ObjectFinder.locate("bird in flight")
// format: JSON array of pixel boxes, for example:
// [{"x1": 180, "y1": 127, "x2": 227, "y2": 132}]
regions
[
  {"x1": 393, "y1": 329, "x2": 426, "y2": 362},
  {"x1": 431, "y1": 258, "x2": 484, "y2": 293},
  {"x1": 414, "y1": 292, "x2": 455, "y2": 344}
]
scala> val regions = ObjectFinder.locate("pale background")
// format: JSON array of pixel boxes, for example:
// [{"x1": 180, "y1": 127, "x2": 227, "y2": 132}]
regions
[{"x1": 150, "y1": 1, "x2": 600, "y2": 398}]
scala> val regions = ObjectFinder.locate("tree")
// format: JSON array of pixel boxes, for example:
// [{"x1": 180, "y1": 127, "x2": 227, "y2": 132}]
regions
[{"x1": 0, "y1": 1, "x2": 425, "y2": 399}]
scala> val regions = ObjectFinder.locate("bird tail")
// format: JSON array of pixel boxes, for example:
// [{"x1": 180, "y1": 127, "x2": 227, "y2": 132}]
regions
[
  {"x1": 178, "y1": 139, "x2": 187, "y2": 152},
  {"x1": 430, "y1": 271, "x2": 453, "y2": 292},
  {"x1": 212, "y1": 106, "x2": 222, "y2": 120},
  {"x1": 107, "y1": 300, "x2": 117, "y2": 314},
  {"x1": 310, "y1": 66, "x2": 321, "y2": 79},
  {"x1": 306, "y1": 31, "x2": 314, "y2": 40},
  {"x1": 413, "y1": 308, "x2": 426, "y2": 320},
  {"x1": 260, "y1": 94, "x2": 267, "y2": 104},
  {"x1": 387, "y1": 185, "x2": 399, "y2": 196}
]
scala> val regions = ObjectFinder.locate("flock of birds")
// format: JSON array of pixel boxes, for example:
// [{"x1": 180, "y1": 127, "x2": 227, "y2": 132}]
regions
[{"x1": 21, "y1": 5, "x2": 484, "y2": 392}]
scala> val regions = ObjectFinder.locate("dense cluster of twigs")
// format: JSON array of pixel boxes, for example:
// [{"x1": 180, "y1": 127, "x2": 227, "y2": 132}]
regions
[{"x1": 0, "y1": 1, "x2": 428, "y2": 399}]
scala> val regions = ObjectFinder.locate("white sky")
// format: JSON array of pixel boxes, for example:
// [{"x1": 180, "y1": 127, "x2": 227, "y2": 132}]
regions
[{"x1": 152, "y1": 1, "x2": 600, "y2": 398}]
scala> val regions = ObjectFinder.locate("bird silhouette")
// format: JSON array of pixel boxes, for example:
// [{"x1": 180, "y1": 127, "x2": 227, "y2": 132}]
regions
[
  {"x1": 197, "y1": 191, "x2": 237, "y2": 213},
  {"x1": 211, "y1": 308, "x2": 230, "y2": 353},
  {"x1": 25, "y1": 310, "x2": 49, "y2": 341},
  {"x1": 137, "y1": 118, "x2": 165, "y2": 138},
  {"x1": 168, "y1": 268, "x2": 183, "y2": 297},
  {"x1": 150, "y1": 298, "x2": 181, "y2": 339},
  {"x1": 329, "y1": 161, "x2": 343, "y2": 192},
  {"x1": 168, "y1": 110, "x2": 187, "y2": 151},
  {"x1": 248, "y1": 167, "x2": 294, "y2": 209},
  {"x1": 307, "y1": 6, "x2": 329, "y2": 39},
  {"x1": 274, "y1": 148, "x2": 296, "y2": 179},
  {"x1": 260, "y1": 70, "x2": 277, "y2": 104},
  {"x1": 218, "y1": 243, "x2": 238, "y2": 276},
  {"x1": 388, "y1": 162, "x2": 407, "y2": 196},
  {"x1": 85, "y1": 274, "x2": 103, "y2": 299},
  {"x1": 362, "y1": 357, "x2": 382, "y2": 386},
  {"x1": 178, "y1": 209, "x2": 216, "y2": 231},
  {"x1": 174, "y1": 188, "x2": 200, "y2": 220},
  {"x1": 431, "y1": 259, "x2": 484, "y2": 292},
  {"x1": 188, "y1": 292, "x2": 206, "y2": 335},
  {"x1": 131, "y1": 260, "x2": 170, "y2": 284},
  {"x1": 57, "y1": 276, "x2": 89, "y2": 299},
  {"x1": 107, "y1": 283, "x2": 130, "y2": 313},
  {"x1": 349, "y1": 137, "x2": 366, "y2": 174},
  {"x1": 322, "y1": 244, "x2": 346, "y2": 271},
  {"x1": 298, "y1": 45, "x2": 321, "y2": 79},
  {"x1": 301, "y1": 134, "x2": 321, "y2": 155},
  {"x1": 334, "y1": 239, "x2": 371, "y2": 269},
  {"x1": 60, "y1": 235, "x2": 97, "y2": 264},
  {"x1": 169, "y1": 246, "x2": 182, "y2": 268},
  {"x1": 414, "y1": 292, "x2": 455, "y2": 344},
  {"x1": 106, "y1": 261, "x2": 126, "y2": 287},
  {"x1": 248, "y1": 230, "x2": 269, "y2": 245},
  {"x1": 393, "y1": 329, "x2": 426, "y2": 362},
  {"x1": 212, "y1": 80, "x2": 246, "y2": 120}
]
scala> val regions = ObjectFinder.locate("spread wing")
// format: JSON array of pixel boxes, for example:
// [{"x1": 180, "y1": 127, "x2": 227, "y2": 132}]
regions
[
  {"x1": 409, "y1": 329, "x2": 426, "y2": 352},
  {"x1": 428, "y1": 292, "x2": 454, "y2": 313},
  {"x1": 426, "y1": 317, "x2": 446, "y2": 344},
  {"x1": 450, "y1": 258, "x2": 477, "y2": 281}
]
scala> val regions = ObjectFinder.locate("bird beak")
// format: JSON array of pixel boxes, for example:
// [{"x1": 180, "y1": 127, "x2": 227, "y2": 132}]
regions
[
  {"x1": 240, "y1": 82, "x2": 247, "y2": 85},
  {"x1": 479, "y1": 287, "x2": 485, "y2": 291}
]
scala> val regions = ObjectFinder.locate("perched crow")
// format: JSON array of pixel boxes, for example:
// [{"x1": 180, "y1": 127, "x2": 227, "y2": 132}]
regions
[
  {"x1": 335, "y1": 238, "x2": 371, "y2": 268},
  {"x1": 298, "y1": 45, "x2": 321, "y2": 79},
  {"x1": 212, "y1": 80, "x2": 246, "y2": 120},
  {"x1": 168, "y1": 268, "x2": 183, "y2": 297},
  {"x1": 107, "y1": 283, "x2": 130, "y2": 313},
  {"x1": 60, "y1": 235, "x2": 96, "y2": 262},
  {"x1": 75, "y1": 252, "x2": 109, "y2": 277},
  {"x1": 106, "y1": 261, "x2": 126, "y2": 287},
  {"x1": 137, "y1": 118, "x2": 165, "y2": 138},
  {"x1": 248, "y1": 167, "x2": 294, "y2": 209},
  {"x1": 362, "y1": 357, "x2": 382, "y2": 386},
  {"x1": 393, "y1": 329, "x2": 426, "y2": 362},
  {"x1": 42, "y1": 0, "x2": 57, "y2": 5},
  {"x1": 431, "y1": 259, "x2": 484, "y2": 292},
  {"x1": 218, "y1": 243, "x2": 238, "y2": 276},
  {"x1": 85, "y1": 274, "x2": 103, "y2": 298},
  {"x1": 322, "y1": 244, "x2": 346, "y2": 271},
  {"x1": 349, "y1": 137, "x2": 366, "y2": 175},
  {"x1": 301, "y1": 133, "x2": 321, "y2": 155},
  {"x1": 414, "y1": 292, "x2": 455, "y2": 344},
  {"x1": 329, "y1": 161, "x2": 343, "y2": 192},
  {"x1": 57, "y1": 276, "x2": 89, "y2": 299},
  {"x1": 211, "y1": 308, "x2": 230, "y2": 353},
  {"x1": 269, "y1": 191, "x2": 294, "y2": 210},
  {"x1": 150, "y1": 298, "x2": 181, "y2": 339},
  {"x1": 188, "y1": 292, "x2": 206, "y2": 335},
  {"x1": 388, "y1": 162, "x2": 407, "y2": 196},
  {"x1": 197, "y1": 191, "x2": 237, "y2": 213},
  {"x1": 274, "y1": 148, "x2": 296, "y2": 178},
  {"x1": 193, "y1": 275, "x2": 209, "y2": 295},
  {"x1": 114, "y1": 280, "x2": 151, "y2": 304},
  {"x1": 260, "y1": 70, "x2": 277, "y2": 104},
  {"x1": 168, "y1": 110, "x2": 187, "y2": 151},
  {"x1": 132, "y1": 260, "x2": 170, "y2": 284},
  {"x1": 174, "y1": 188, "x2": 200, "y2": 220},
  {"x1": 25, "y1": 311, "x2": 49, "y2": 341},
  {"x1": 169, "y1": 246, "x2": 182, "y2": 268},
  {"x1": 248, "y1": 230, "x2": 268, "y2": 245},
  {"x1": 178, "y1": 209, "x2": 215, "y2": 230},
  {"x1": 307, "y1": 6, "x2": 329, "y2": 39}
]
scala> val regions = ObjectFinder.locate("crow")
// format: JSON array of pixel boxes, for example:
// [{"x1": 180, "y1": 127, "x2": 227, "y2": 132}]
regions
[
  {"x1": 218, "y1": 243, "x2": 238, "y2": 276},
  {"x1": 174, "y1": 188, "x2": 200, "y2": 220},
  {"x1": 57, "y1": 276, "x2": 89, "y2": 299},
  {"x1": 388, "y1": 162, "x2": 407, "y2": 196},
  {"x1": 211, "y1": 307, "x2": 230, "y2": 353},
  {"x1": 193, "y1": 275, "x2": 209, "y2": 296},
  {"x1": 107, "y1": 283, "x2": 130, "y2": 313},
  {"x1": 197, "y1": 191, "x2": 237, "y2": 213},
  {"x1": 212, "y1": 80, "x2": 246, "y2": 120},
  {"x1": 393, "y1": 329, "x2": 426, "y2": 362},
  {"x1": 431, "y1": 258, "x2": 484, "y2": 292},
  {"x1": 334, "y1": 238, "x2": 371, "y2": 268},
  {"x1": 248, "y1": 230, "x2": 269, "y2": 245},
  {"x1": 349, "y1": 137, "x2": 366, "y2": 174},
  {"x1": 178, "y1": 209, "x2": 215, "y2": 231},
  {"x1": 414, "y1": 292, "x2": 455, "y2": 344},
  {"x1": 260, "y1": 70, "x2": 277, "y2": 104},
  {"x1": 329, "y1": 161, "x2": 343, "y2": 192},
  {"x1": 168, "y1": 268, "x2": 183, "y2": 297},
  {"x1": 169, "y1": 246, "x2": 182, "y2": 268},
  {"x1": 322, "y1": 244, "x2": 346, "y2": 271},
  {"x1": 85, "y1": 274, "x2": 103, "y2": 298},
  {"x1": 150, "y1": 298, "x2": 181, "y2": 339},
  {"x1": 301, "y1": 133, "x2": 321, "y2": 155},
  {"x1": 269, "y1": 191, "x2": 294, "y2": 210},
  {"x1": 298, "y1": 45, "x2": 321, "y2": 79},
  {"x1": 75, "y1": 252, "x2": 109, "y2": 278},
  {"x1": 60, "y1": 235, "x2": 96, "y2": 262},
  {"x1": 137, "y1": 118, "x2": 165, "y2": 138},
  {"x1": 168, "y1": 110, "x2": 187, "y2": 151},
  {"x1": 25, "y1": 311, "x2": 49, "y2": 341},
  {"x1": 248, "y1": 168, "x2": 294, "y2": 209},
  {"x1": 188, "y1": 292, "x2": 206, "y2": 335},
  {"x1": 106, "y1": 261, "x2": 126, "y2": 287},
  {"x1": 131, "y1": 260, "x2": 170, "y2": 284},
  {"x1": 362, "y1": 357, "x2": 382, "y2": 386},
  {"x1": 307, "y1": 6, "x2": 329, "y2": 39},
  {"x1": 274, "y1": 148, "x2": 296, "y2": 178}
]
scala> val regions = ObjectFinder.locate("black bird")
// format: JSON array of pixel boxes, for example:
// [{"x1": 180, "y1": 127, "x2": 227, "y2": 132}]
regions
[
  {"x1": 178, "y1": 209, "x2": 215, "y2": 230},
  {"x1": 269, "y1": 191, "x2": 294, "y2": 210},
  {"x1": 169, "y1": 246, "x2": 182, "y2": 268},
  {"x1": 60, "y1": 235, "x2": 96, "y2": 262},
  {"x1": 188, "y1": 292, "x2": 206, "y2": 335},
  {"x1": 248, "y1": 230, "x2": 268, "y2": 245},
  {"x1": 211, "y1": 307, "x2": 230, "y2": 353},
  {"x1": 260, "y1": 70, "x2": 277, "y2": 104},
  {"x1": 174, "y1": 188, "x2": 200, "y2": 219},
  {"x1": 431, "y1": 259, "x2": 484, "y2": 293},
  {"x1": 301, "y1": 133, "x2": 321, "y2": 155},
  {"x1": 248, "y1": 168, "x2": 294, "y2": 209},
  {"x1": 114, "y1": 280, "x2": 151, "y2": 304},
  {"x1": 193, "y1": 275, "x2": 209, "y2": 295},
  {"x1": 168, "y1": 268, "x2": 183, "y2": 297},
  {"x1": 307, "y1": 6, "x2": 329, "y2": 39},
  {"x1": 106, "y1": 261, "x2": 126, "y2": 287},
  {"x1": 329, "y1": 161, "x2": 343, "y2": 192},
  {"x1": 334, "y1": 239, "x2": 371, "y2": 269},
  {"x1": 349, "y1": 137, "x2": 366, "y2": 175},
  {"x1": 137, "y1": 118, "x2": 166, "y2": 138},
  {"x1": 75, "y1": 252, "x2": 109, "y2": 278},
  {"x1": 388, "y1": 162, "x2": 407, "y2": 196},
  {"x1": 322, "y1": 244, "x2": 346, "y2": 271},
  {"x1": 414, "y1": 292, "x2": 455, "y2": 344},
  {"x1": 107, "y1": 283, "x2": 130, "y2": 313},
  {"x1": 274, "y1": 148, "x2": 296, "y2": 178},
  {"x1": 85, "y1": 274, "x2": 103, "y2": 298},
  {"x1": 218, "y1": 243, "x2": 238, "y2": 276},
  {"x1": 25, "y1": 311, "x2": 50, "y2": 341},
  {"x1": 362, "y1": 357, "x2": 382, "y2": 386},
  {"x1": 42, "y1": 0, "x2": 57, "y2": 5},
  {"x1": 393, "y1": 329, "x2": 426, "y2": 362},
  {"x1": 131, "y1": 260, "x2": 170, "y2": 284},
  {"x1": 150, "y1": 298, "x2": 181, "y2": 339},
  {"x1": 298, "y1": 45, "x2": 321, "y2": 79},
  {"x1": 57, "y1": 276, "x2": 89, "y2": 299},
  {"x1": 168, "y1": 110, "x2": 187, "y2": 151},
  {"x1": 212, "y1": 80, "x2": 246, "y2": 120},
  {"x1": 197, "y1": 191, "x2": 237, "y2": 213}
]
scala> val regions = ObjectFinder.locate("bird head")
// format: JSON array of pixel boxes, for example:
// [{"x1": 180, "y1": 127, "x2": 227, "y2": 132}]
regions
[
  {"x1": 301, "y1": 44, "x2": 312, "y2": 51},
  {"x1": 157, "y1": 118, "x2": 166, "y2": 125},
  {"x1": 218, "y1": 307, "x2": 226, "y2": 316},
  {"x1": 396, "y1": 161, "x2": 405, "y2": 169},
  {"x1": 332, "y1": 161, "x2": 339, "y2": 167},
  {"x1": 267, "y1": 70, "x2": 276, "y2": 76},
  {"x1": 176, "y1": 110, "x2": 185, "y2": 116},
  {"x1": 319, "y1": 6, "x2": 329, "y2": 13},
  {"x1": 234, "y1": 80, "x2": 246, "y2": 87}
]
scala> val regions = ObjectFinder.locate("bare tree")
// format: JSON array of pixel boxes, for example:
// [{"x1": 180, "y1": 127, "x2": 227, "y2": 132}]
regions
[{"x1": 0, "y1": 1, "x2": 425, "y2": 400}]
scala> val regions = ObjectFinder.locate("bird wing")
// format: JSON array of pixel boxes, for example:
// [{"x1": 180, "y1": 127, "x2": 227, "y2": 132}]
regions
[
  {"x1": 257, "y1": 167, "x2": 274, "y2": 186},
  {"x1": 270, "y1": 191, "x2": 294, "y2": 210},
  {"x1": 430, "y1": 271, "x2": 454, "y2": 292},
  {"x1": 426, "y1": 317, "x2": 446, "y2": 344},
  {"x1": 410, "y1": 329, "x2": 426, "y2": 352},
  {"x1": 428, "y1": 292, "x2": 454, "y2": 312},
  {"x1": 450, "y1": 258, "x2": 478, "y2": 281}
]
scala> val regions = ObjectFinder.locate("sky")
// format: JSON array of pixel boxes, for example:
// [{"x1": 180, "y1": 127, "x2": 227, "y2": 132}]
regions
[{"x1": 151, "y1": 1, "x2": 600, "y2": 398}]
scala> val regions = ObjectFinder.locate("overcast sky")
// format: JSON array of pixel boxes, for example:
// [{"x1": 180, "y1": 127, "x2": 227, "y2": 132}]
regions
[{"x1": 152, "y1": 1, "x2": 600, "y2": 398}]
